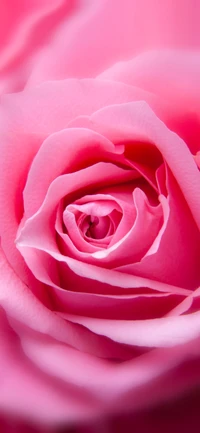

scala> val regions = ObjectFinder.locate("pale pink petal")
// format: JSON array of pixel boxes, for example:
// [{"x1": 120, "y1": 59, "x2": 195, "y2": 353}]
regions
[
  {"x1": 99, "y1": 50, "x2": 200, "y2": 106},
  {"x1": 194, "y1": 151, "x2": 200, "y2": 169},
  {"x1": 0, "y1": 79, "x2": 153, "y2": 136},
  {"x1": 62, "y1": 310, "x2": 200, "y2": 348},
  {"x1": 0, "y1": 0, "x2": 73, "y2": 93},
  {"x1": 99, "y1": 50, "x2": 200, "y2": 154},
  {"x1": 166, "y1": 288, "x2": 200, "y2": 317},
  {"x1": 0, "y1": 129, "x2": 43, "y2": 283},
  {"x1": 27, "y1": 1, "x2": 200, "y2": 87}
]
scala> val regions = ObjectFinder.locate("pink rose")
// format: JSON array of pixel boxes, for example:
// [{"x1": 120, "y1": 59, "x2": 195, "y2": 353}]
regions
[{"x1": 0, "y1": 1, "x2": 200, "y2": 432}]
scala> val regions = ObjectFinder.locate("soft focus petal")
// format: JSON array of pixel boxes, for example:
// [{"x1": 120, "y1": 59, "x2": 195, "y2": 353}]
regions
[
  {"x1": 0, "y1": 79, "x2": 154, "y2": 136},
  {"x1": 0, "y1": 0, "x2": 76, "y2": 93},
  {"x1": 99, "y1": 50, "x2": 200, "y2": 153},
  {"x1": 27, "y1": 1, "x2": 200, "y2": 87}
]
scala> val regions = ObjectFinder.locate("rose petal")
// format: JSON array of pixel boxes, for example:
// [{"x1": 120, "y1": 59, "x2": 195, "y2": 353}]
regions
[
  {"x1": 16, "y1": 241, "x2": 191, "y2": 298},
  {"x1": 86, "y1": 101, "x2": 200, "y2": 230},
  {"x1": 99, "y1": 50, "x2": 200, "y2": 154},
  {"x1": 0, "y1": 130, "x2": 43, "y2": 283},
  {"x1": 62, "y1": 310, "x2": 200, "y2": 348},
  {"x1": 62, "y1": 194, "x2": 122, "y2": 252},
  {"x1": 0, "y1": 0, "x2": 72, "y2": 93},
  {"x1": 2, "y1": 246, "x2": 198, "y2": 421},
  {"x1": 0, "y1": 79, "x2": 154, "y2": 136},
  {"x1": 27, "y1": 1, "x2": 200, "y2": 87},
  {"x1": 17, "y1": 162, "x2": 136, "y2": 253},
  {"x1": 118, "y1": 170, "x2": 200, "y2": 289},
  {"x1": 23, "y1": 128, "x2": 122, "y2": 218}
]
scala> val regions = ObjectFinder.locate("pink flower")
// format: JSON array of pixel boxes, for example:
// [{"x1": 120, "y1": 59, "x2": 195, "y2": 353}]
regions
[{"x1": 0, "y1": 1, "x2": 200, "y2": 431}]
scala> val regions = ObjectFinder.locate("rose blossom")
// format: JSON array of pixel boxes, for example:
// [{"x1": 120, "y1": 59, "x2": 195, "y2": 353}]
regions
[{"x1": 0, "y1": 1, "x2": 200, "y2": 432}]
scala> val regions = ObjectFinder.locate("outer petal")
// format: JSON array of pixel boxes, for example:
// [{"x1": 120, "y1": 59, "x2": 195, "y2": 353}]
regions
[
  {"x1": 1, "y1": 247, "x2": 200, "y2": 425},
  {"x1": 27, "y1": 1, "x2": 200, "y2": 87},
  {"x1": 0, "y1": 250, "x2": 99, "y2": 424},
  {"x1": 99, "y1": 50, "x2": 200, "y2": 106},
  {"x1": 0, "y1": 0, "x2": 74, "y2": 93},
  {"x1": 0, "y1": 129, "x2": 43, "y2": 285},
  {"x1": 99, "y1": 50, "x2": 200, "y2": 154},
  {"x1": 62, "y1": 308, "x2": 200, "y2": 348},
  {"x1": 0, "y1": 79, "x2": 155, "y2": 136}
]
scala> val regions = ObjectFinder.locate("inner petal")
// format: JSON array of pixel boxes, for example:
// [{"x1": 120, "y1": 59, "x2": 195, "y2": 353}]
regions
[
  {"x1": 63, "y1": 195, "x2": 123, "y2": 248},
  {"x1": 85, "y1": 215, "x2": 110, "y2": 239}
]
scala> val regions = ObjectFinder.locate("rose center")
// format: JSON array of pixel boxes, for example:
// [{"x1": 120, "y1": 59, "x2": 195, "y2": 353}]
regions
[
  {"x1": 63, "y1": 196, "x2": 123, "y2": 247},
  {"x1": 83, "y1": 215, "x2": 111, "y2": 239}
]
